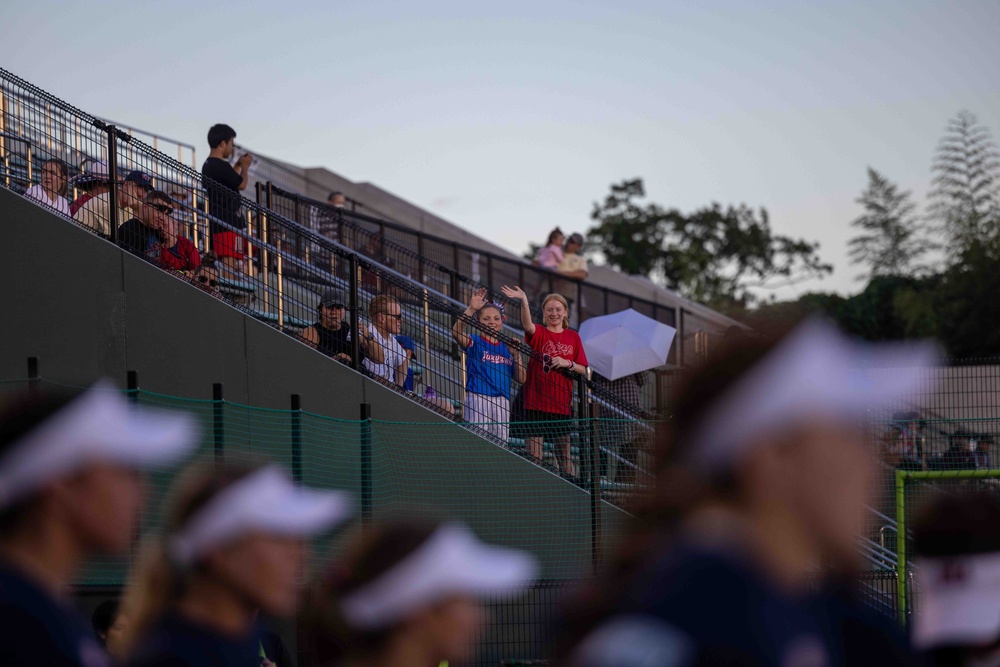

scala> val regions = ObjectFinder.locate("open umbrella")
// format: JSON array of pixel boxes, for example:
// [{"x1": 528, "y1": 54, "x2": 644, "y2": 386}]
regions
[{"x1": 579, "y1": 309, "x2": 676, "y2": 381}]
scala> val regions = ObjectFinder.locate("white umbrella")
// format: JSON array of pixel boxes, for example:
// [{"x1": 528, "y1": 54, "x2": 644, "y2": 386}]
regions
[{"x1": 579, "y1": 309, "x2": 676, "y2": 381}]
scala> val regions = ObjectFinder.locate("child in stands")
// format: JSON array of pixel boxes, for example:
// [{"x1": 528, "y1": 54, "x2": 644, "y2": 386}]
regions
[
  {"x1": 451, "y1": 288, "x2": 526, "y2": 443},
  {"x1": 501, "y1": 286, "x2": 588, "y2": 476}
]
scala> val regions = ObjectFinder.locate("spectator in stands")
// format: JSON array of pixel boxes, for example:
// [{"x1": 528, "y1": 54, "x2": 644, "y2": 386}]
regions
[
  {"x1": 75, "y1": 169, "x2": 151, "y2": 237},
  {"x1": 302, "y1": 520, "x2": 536, "y2": 667},
  {"x1": 555, "y1": 322, "x2": 933, "y2": 666},
  {"x1": 201, "y1": 124, "x2": 252, "y2": 273},
  {"x1": 452, "y1": 288, "x2": 525, "y2": 443},
  {"x1": 0, "y1": 383, "x2": 195, "y2": 667},
  {"x1": 24, "y1": 158, "x2": 70, "y2": 216},
  {"x1": 937, "y1": 431, "x2": 979, "y2": 470},
  {"x1": 193, "y1": 253, "x2": 223, "y2": 299},
  {"x1": 912, "y1": 492, "x2": 1000, "y2": 667},
  {"x1": 329, "y1": 191, "x2": 346, "y2": 209},
  {"x1": 118, "y1": 461, "x2": 351, "y2": 667},
  {"x1": 151, "y1": 199, "x2": 201, "y2": 277},
  {"x1": 535, "y1": 227, "x2": 565, "y2": 269},
  {"x1": 69, "y1": 159, "x2": 110, "y2": 215},
  {"x1": 556, "y1": 232, "x2": 589, "y2": 325},
  {"x1": 363, "y1": 294, "x2": 404, "y2": 385},
  {"x1": 501, "y1": 286, "x2": 588, "y2": 476},
  {"x1": 592, "y1": 371, "x2": 646, "y2": 483},
  {"x1": 118, "y1": 190, "x2": 174, "y2": 263},
  {"x1": 301, "y1": 289, "x2": 373, "y2": 363}
]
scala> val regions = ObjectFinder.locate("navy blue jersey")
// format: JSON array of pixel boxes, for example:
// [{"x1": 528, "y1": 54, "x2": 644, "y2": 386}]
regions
[
  {"x1": 0, "y1": 562, "x2": 111, "y2": 667},
  {"x1": 571, "y1": 540, "x2": 913, "y2": 667},
  {"x1": 127, "y1": 613, "x2": 274, "y2": 667}
]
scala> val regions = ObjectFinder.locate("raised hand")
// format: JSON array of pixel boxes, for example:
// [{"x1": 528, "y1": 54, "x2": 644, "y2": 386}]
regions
[
  {"x1": 469, "y1": 287, "x2": 487, "y2": 311},
  {"x1": 501, "y1": 285, "x2": 527, "y2": 303}
]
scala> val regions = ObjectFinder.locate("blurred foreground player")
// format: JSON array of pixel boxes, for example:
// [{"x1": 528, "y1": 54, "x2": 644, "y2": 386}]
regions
[
  {"x1": 120, "y1": 461, "x2": 353, "y2": 667},
  {"x1": 0, "y1": 381, "x2": 198, "y2": 666},
  {"x1": 558, "y1": 320, "x2": 938, "y2": 667},
  {"x1": 303, "y1": 520, "x2": 538, "y2": 667},
  {"x1": 912, "y1": 492, "x2": 1000, "y2": 667}
]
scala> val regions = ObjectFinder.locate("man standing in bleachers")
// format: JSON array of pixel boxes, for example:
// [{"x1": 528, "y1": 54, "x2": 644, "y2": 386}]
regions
[{"x1": 201, "y1": 124, "x2": 251, "y2": 274}]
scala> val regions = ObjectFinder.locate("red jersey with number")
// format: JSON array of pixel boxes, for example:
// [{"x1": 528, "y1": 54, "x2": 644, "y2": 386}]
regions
[{"x1": 524, "y1": 326, "x2": 588, "y2": 415}]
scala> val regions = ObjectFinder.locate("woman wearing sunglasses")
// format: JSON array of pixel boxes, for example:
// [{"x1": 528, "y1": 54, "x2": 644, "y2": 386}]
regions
[
  {"x1": 302, "y1": 519, "x2": 537, "y2": 667},
  {"x1": 501, "y1": 286, "x2": 588, "y2": 477},
  {"x1": 120, "y1": 460, "x2": 353, "y2": 667}
]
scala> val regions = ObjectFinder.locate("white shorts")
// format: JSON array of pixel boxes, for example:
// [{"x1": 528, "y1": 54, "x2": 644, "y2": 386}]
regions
[{"x1": 465, "y1": 392, "x2": 510, "y2": 443}]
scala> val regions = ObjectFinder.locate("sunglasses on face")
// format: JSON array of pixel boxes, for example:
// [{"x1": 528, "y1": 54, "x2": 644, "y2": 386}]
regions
[
  {"x1": 150, "y1": 203, "x2": 174, "y2": 215},
  {"x1": 383, "y1": 313, "x2": 403, "y2": 321},
  {"x1": 197, "y1": 275, "x2": 219, "y2": 287}
]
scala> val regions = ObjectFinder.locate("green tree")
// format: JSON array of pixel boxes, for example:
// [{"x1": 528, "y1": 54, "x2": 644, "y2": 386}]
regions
[
  {"x1": 928, "y1": 110, "x2": 1000, "y2": 254},
  {"x1": 586, "y1": 179, "x2": 831, "y2": 309},
  {"x1": 848, "y1": 167, "x2": 934, "y2": 279}
]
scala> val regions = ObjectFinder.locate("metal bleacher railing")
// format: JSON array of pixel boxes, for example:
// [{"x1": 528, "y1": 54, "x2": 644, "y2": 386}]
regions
[{"x1": 0, "y1": 66, "x2": 659, "y2": 504}]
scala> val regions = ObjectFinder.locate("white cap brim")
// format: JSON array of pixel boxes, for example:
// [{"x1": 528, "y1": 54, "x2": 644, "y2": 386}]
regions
[
  {"x1": 339, "y1": 523, "x2": 538, "y2": 630},
  {"x1": 169, "y1": 465, "x2": 354, "y2": 566},
  {"x1": 914, "y1": 553, "x2": 1000, "y2": 648},
  {"x1": 0, "y1": 379, "x2": 198, "y2": 507},
  {"x1": 686, "y1": 319, "x2": 940, "y2": 472}
]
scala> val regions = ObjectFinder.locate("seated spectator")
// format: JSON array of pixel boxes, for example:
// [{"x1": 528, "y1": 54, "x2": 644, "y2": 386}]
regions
[
  {"x1": 75, "y1": 169, "x2": 152, "y2": 237},
  {"x1": 69, "y1": 159, "x2": 110, "y2": 215},
  {"x1": 301, "y1": 289, "x2": 374, "y2": 363},
  {"x1": 201, "y1": 123, "x2": 251, "y2": 273},
  {"x1": 936, "y1": 431, "x2": 980, "y2": 470},
  {"x1": 117, "y1": 190, "x2": 174, "y2": 263},
  {"x1": 24, "y1": 158, "x2": 70, "y2": 216},
  {"x1": 153, "y1": 200, "x2": 201, "y2": 277},
  {"x1": 534, "y1": 227, "x2": 564, "y2": 269},
  {"x1": 329, "y1": 190, "x2": 346, "y2": 209},
  {"x1": 193, "y1": 253, "x2": 223, "y2": 299},
  {"x1": 556, "y1": 232, "x2": 589, "y2": 324},
  {"x1": 362, "y1": 294, "x2": 405, "y2": 386}
]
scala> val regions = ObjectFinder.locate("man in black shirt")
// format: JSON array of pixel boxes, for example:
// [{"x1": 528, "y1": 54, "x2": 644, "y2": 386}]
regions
[
  {"x1": 301, "y1": 288, "x2": 374, "y2": 364},
  {"x1": 201, "y1": 123, "x2": 251, "y2": 273},
  {"x1": 118, "y1": 191, "x2": 174, "y2": 262}
]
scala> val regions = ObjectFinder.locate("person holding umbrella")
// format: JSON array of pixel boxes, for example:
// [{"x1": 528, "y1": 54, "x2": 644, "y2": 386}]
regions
[
  {"x1": 501, "y1": 285, "x2": 588, "y2": 476},
  {"x1": 0, "y1": 381, "x2": 198, "y2": 667},
  {"x1": 120, "y1": 461, "x2": 353, "y2": 666},
  {"x1": 556, "y1": 320, "x2": 936, "y2": 666}
]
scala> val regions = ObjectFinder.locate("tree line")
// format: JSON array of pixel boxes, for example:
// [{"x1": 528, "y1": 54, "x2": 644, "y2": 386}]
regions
[{"x1": 578, "y1": 110, "x2": 1000, "y2": 358}]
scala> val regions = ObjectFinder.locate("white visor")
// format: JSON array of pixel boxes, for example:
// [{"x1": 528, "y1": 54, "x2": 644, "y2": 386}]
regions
[
  {"x1": 339, "y1": 522, "x2": 539, "y2": 630},
  {"x1": 169, "y1": 464, "x2": 354, "y2": 566},
  {"x1": 0, "y1": 379, "x2": 198, "y2": 508},
  {"x1": 914, "y1": 552, "x2": 1000, "y2": 648},
  {"x1": 685, "y1": 319, "x2": 940, "y2": 473}
]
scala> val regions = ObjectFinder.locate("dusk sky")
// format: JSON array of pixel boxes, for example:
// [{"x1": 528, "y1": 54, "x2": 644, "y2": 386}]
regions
[{"x1": 5, "y1": 0, "x2": 999, "y2": 300}]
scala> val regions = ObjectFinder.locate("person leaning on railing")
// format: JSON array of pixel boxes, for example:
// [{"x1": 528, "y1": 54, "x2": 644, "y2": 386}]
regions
[
  {"x1": 118, "y1": 191, "x2": 200, "y2": 278},
  {"x1": 301, "y1": 289, "x2": 378, "y2": 365},
  {"x1": 501, "y1": 285, "x2": 588, "y2": 477},
  {"x1": 23, "y1": 158, "x2": 70, "y2": 216}
]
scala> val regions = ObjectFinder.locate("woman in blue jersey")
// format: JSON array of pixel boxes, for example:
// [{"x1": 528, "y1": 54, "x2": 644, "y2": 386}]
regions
[{"x1": 451, "y1": 288, "x2": 526, "y2": 442}]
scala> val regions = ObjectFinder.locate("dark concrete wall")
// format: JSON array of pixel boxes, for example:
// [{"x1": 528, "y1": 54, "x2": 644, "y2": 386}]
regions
[{"x1": 0, "y1": 187, "x2": 628, "y2": 581}]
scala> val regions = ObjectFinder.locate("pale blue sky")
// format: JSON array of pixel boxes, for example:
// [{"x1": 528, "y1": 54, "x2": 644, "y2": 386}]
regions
[{"x1": 5, "y1": 0, "x2": 999, "y2": 299}]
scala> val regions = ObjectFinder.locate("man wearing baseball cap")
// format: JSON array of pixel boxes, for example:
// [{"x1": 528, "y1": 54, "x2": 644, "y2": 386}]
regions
[
  {"x1": 0, "y1": 381, "x2": 198, "y2": 667},
  {"x1": 301, "y1": 288, "x2": 376, "y2": 364}
]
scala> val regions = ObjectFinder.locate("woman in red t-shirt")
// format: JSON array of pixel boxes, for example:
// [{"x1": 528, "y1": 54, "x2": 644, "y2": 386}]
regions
[{"x1": 502, "y1": 285, "x2": 588, "y2": 476}]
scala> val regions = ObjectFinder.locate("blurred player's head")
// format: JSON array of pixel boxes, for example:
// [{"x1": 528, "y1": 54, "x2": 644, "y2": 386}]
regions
[
  {"x1": 119, "y1": 459, "x2": 352, "y2": 657},
  {"x1": 913, "y1": 492, "x2": 1000, "y2": 666},
  {"x1": 0, "y1": 382, "x2": 196, "y2": 558},
  {"x1": 303, "y1": 519, "x2": 536, "y2": 666}
]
